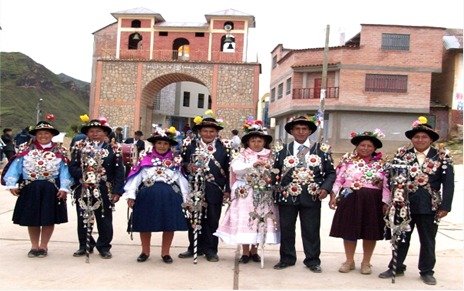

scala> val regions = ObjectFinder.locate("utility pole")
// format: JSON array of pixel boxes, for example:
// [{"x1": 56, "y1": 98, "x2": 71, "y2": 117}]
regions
[
  {"x1": 36, "y1": 98, "x2": 43, "y2": 123},
  {"x1": 317, "y1": 25, "x2": 330, "y2": 143}
]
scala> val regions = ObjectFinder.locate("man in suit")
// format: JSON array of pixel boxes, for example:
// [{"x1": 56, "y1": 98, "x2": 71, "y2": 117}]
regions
[
  {"x1": 124, "y1": 130, "x2": 145, "y2": 153},
  {"x1": 273, "y1": 115, "x2": 336, "y2": 272},
  {"x1": 69, "y1": 119, "x2": 125, "y2": 259},
  {"x1": 178, "y1": 116, "x2": 231, "y2": 262},
  {"x1": 378, "y1": 117, "x2": 454, "y2": 285}
]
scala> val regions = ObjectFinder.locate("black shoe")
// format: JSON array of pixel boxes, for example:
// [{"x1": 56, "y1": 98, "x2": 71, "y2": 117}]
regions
[
  {"x1": 239, "y1": 254, "x2": 250, "y2": 264},
  {"x1": 73, "y1": 248, "x2": 94, "y2": 257},
  {"x1": 178, "y1": 250, "x2": 204, "y2": 258},
  {"x1": 137, "y1": 253, "x2": 149, "y2": 262},
  {"x1": 309, "y1": 265, "x2": 322, "y2": 273},
  {"x1": 421, "y1": 274, "x2": 437, "y2": 285},
  {"x1": 206, "y1": 254, "x2": 219, "y2": 262},
  {"x1": 162, "y1": 255, "x2": 173, "y2": 264},
  {"x1": 37, "y1": 248, "x2": 48, "y2": 258},
  {"x1": 100, "y1": 251, "x2": 112, "y2": 259},
  {"x1": 250, "y1": 253, "x2": 261, "y2": 263},
  {"x1": 28, "y1": 249, "x2": 39, "y2": 258},
  {"x1": 378, "y1": 269, "x2": 404, "y2": 278},
  {"x1": 273, "y1": 262, "x2": 295, "y2": 270}
]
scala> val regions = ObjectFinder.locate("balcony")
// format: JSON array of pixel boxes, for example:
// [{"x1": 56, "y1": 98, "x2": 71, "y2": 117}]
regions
[{"x1": 292, "y1": 87, "x2": 339, "y2": 99}]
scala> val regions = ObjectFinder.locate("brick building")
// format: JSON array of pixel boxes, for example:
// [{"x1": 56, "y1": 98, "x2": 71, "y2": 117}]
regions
[
  {"x1": 269, "y1": 24, "x2": 454, "y2": 153},
  {"x1": 89, "y1": 7, "x2": 260, "y2": 136}
]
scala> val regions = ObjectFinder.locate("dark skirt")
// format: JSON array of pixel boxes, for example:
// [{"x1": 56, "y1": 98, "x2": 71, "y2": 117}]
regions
[
  {"x1": 13, "y1": 180, "x2": 68, "y2": 226},
  {"x1": 329, "y1": 187, "x2": 385, "y2": 241},
  {"x1": 132, "y1": 182, "x2": 188, "y2": 232}
]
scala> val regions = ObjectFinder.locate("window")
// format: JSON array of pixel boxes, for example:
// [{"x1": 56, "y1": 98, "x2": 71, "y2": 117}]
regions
[
  {"x1": 286, "y1": 78, "x2": 292, "y2": 95},
  {"x1": 272, "y1": 55, "x2": 277, "y2": 69},
  {"x1": 197, "y1": 93, "x2": 205, "y2": 108},
  {"x1": 277, "y1": 83, "x2": 283, "y2": 99},
  {"x1": 382, "y1": 33, "x2": 410, "y2": 51},
  {"x1": 159, "y1": 32, "x2": 168, "y2": 36},
  {"x1": 131, "y1": 20, "x2": 141, "y2": 28},
  {"x1": 195, "y1": 32, "x2": 205, "y2": 37},
  {"x1": 183, "y1": 92, "x2": 190, "y2": 107},
  {"x1": 207, "y1": 95, "x2": 212, "y2": 109},
  {"x1": 270, "y1": 88, "x2": 276, "y2": 102},
  {"x1": 365, "y1": 74, "x2": 408, "y2": 93}
]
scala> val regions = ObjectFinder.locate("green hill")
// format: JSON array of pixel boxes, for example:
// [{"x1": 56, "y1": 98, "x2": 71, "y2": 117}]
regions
[{"x1": 0, "y1": 52, "x2": 90, "y2": 134}]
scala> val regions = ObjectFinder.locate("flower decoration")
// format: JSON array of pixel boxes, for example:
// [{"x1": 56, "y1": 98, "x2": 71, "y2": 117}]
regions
[
  {"x1": 80, "y1": 114, "x2": 90, "y2": 123},
  {"x1": 98, "y1": 116, "x2": 108, "y2": 126},
  {"x1": 45, "y1": 113, "x2": 55, "y2": 122},
  {"x1": 412, "y1": 116, "x2": 428, "y2": 128},
  {"x1": 193, "y1": 116, "x2": 203, "y2": 125},
  {"x1": 306, "y1": 155, "x2": 321, "y2": 167},
  {"x1": 283, "y1": 156, "x2": 299, "y2": 168},
  {"x1": 349, "y1": 128, "x2": 385, "y2": 139},
  {"x1": 243, "y1": 117, "x2": 266, "y2": 133},
  {"x1": 287, "y1": 182, "x2": 302, "y2": 196},
  {"x1": 288, "y1": 114, "x2": 319, "y2": 125}
]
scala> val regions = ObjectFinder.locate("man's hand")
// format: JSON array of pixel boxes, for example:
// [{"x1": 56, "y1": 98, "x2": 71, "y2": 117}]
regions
[
  {"x1": 317, "y1": 189, "x2": 328, "y2": 200},
  {"x1": 111, "y1": 195, "x2": 120, "y2": 203},
  {"x1": 436, "y1": 210, "x2": 448, "y2": 219},
  {"x1": 57, "y1": 190, "x2": 67, "y2": 201},
  {"x1": 127, "y1": 198, "x2": 135, "y2": 208}
]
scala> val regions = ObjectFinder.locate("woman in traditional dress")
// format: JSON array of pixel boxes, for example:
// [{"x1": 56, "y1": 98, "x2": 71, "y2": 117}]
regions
[
  {"x1": 328, "y1": 129, "x2": 391, "y2": 274},
  {"x1": 214, "y1": 119, "x2": 280, "y2": 264},
  {"x1": 123, "y1": 126, "x2": 189, "y2": 263},
  {"x1": 3, "y1": 121, "x2": 72, "y2": 258}
]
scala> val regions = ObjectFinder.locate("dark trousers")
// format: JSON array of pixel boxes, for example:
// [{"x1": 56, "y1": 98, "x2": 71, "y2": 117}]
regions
[
  {"x1": 278, "y1": 204, "x2": 321, "y2": 267},
  {"x1": 75, "y1": 195, "x2": 114, "y2": 253},
  {"x1": 186, "y1": 202, "x2": 222, "y2": 256},
  {"x1": 388, "y1": 213, "x2": 437, "y2": 276}
]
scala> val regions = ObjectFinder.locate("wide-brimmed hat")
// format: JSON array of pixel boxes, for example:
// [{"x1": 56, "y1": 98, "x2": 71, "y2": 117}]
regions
[
  {"x1": 29, "y1": 121, "x2": 60, "y2": 136},
  {"x1": 192, "y1": 110, "x2": 224, "y2": 131},
  {"x1": 284, "y1": 115, "x2": 318, "y2": 134},
  {"x1": 81, "y1": 119, "x2": 112, "y2": 135},
  {"x1": 241, "y1": 118, "x2": 273, "y2": 146},
  {"x1": 405, "y1": 116, "x2": 439, "y2": 142},
  {"x1": 147, "y1": 126, "x2": 178, "y2": 146},
  {"x1": 350, "y1": 129, "x2": 384, "y2": 149}
]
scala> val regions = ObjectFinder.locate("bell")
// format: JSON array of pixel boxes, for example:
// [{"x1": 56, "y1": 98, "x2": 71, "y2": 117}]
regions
[
  {"x1": 133, "y1": 33, "x2": 140, "y2": 40},
  {"x1": 227, "y1": 43, "x2": 234, "y2": 50}
]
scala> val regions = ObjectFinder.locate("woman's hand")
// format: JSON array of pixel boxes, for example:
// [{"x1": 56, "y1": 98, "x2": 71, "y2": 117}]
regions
[
  {"x1": 57, "y1": 190, "x2": 67, "y2": 201},
  {"x1": 328, "y1": 194, "x2": 337, "y2": 210},
  {"x1": 10, "y1": 188, "x2": 20, "y2": 196}
]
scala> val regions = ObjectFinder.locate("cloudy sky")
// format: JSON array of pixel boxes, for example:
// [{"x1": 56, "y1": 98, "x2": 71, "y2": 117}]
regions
[{"x1": 1, "y1": 0, "x2": 463, "y2": 96}]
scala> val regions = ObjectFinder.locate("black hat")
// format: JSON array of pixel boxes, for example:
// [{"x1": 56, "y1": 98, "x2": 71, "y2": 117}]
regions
[
  {"x1": 29, "y1": 121, "x2": 60, "y2": 136},
  {"x1": 284, "y1": 115, "x2": 318, "y2": 135},
  {"x1": 405, "y1": 117, "x2": 439, "y2": 142},
  {"x1": 192, "y1": 111, "x2": 224, "y2": 131},
  {"x1": 241, "y1": 119, "x2": 272, "y2": 146},
  {"x1": 350, "y1": 129, "x2": 384, "y2": 149},
  {"x1": 81, "y1": 119, "x2": 112, "y2": 135},
  {"x1": 134, "y1": 130, "x2": 143, "y2": 136},
  {"x1": 147, "y1": 127, "x2": 178, "y2": 146}
]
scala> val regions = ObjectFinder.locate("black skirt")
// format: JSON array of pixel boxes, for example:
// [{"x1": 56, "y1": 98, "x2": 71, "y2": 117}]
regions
[
  {"x1": 329, "y1": 187, "x2": 385, "y2": 241},
  {"x1": 13, "y1": 180, "x2": 68, "y2": 226}
]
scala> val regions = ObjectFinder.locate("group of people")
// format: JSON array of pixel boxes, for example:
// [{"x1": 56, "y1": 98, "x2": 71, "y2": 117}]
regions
[{"x1": 1, "y1": 113, "x2": 455, "y2": 286}]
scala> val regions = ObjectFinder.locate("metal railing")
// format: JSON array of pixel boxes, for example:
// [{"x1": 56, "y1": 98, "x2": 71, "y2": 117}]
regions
[{"x1": 292, "y1": 87, "x2": 339, "y2": 99}]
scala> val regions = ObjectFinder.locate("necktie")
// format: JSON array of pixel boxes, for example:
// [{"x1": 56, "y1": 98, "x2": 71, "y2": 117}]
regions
[
  {"x1": 416, "y1": 152, "x2": 426, "y2": 165},
  {"x1": 297, "y1": 144, "x2": 307, "y2": 166}
]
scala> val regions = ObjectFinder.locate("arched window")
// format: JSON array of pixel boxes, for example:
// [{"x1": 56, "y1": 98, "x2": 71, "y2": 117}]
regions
[
  {"x1": 221, "y1": 35, "x2": 235, "y2": 52},
  {"x1": 129, "y1": 33, "x2": 142, "y2": 50},
  {"x1": 172, "y1": 38, "x2": 190, "y2": 60},
  {"x1": 131, "y1": 20, "x2": 141, "y2": 28}
]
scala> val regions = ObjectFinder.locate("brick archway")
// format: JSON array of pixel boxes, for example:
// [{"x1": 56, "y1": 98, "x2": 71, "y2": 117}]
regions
[{"x1": 91, "y1": 60, "x2": 260, "y2": 138}]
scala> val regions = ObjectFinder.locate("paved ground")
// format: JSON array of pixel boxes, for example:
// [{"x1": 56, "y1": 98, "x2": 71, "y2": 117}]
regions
[{"x1": 0, "y1": 165, "x2": 462, "y2": 290}]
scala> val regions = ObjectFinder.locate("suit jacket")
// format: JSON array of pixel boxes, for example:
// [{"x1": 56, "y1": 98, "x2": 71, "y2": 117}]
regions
[
  {"x1": 69, "y1": 140, "x2": 125, "y2": 197},
  {"x1": 182, "y1": 138, "x2": 231, "y2": 204},
  {"x1": 124, "y1": 138, "x2": 145, "y2": 153},
  {"x1": 403, "y1": 147, "x2": 454, "y2": 214},
  {"x1": 274, "y1": 141, "x2": 336, "y2": 207}
]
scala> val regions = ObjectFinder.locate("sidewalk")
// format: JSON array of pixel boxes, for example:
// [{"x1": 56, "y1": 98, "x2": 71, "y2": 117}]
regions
[{"x1": 0, "y1": 165, "x2": 462, "y2": 290}]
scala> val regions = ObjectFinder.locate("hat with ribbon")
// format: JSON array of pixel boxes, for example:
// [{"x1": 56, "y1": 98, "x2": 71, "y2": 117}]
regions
[
  {"x1": 29, "y1": 121, "x2": 60, "y2": 136},
  {"x1": 350, "y1": 128, "x2": 384, "y2": 149},
  {"x1": 241, "y1": 117, "x2": 273, "y2": 146},
  {"x1": 284, "y1": 114, "x2": 318, "y2": 134},
  {"x1": 405, "y1": 116, "x2": 439, "y2": 142},
  {"x1": 147, "y1": 126, "x2": 179, "y2": 146},
  {"x1": 192, "y1": 110, "x2": 224, "y2": 131},
  {"x1": 80, "y1": 117, "x2": 112, "y2": 135}
]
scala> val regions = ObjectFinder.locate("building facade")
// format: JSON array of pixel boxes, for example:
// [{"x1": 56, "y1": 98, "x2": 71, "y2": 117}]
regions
[
  {"x1": 269, "y1": 24, "x2": 451, "y2": 153},
  {"x1": 89, "y1": 7, "x2": 260, "y2": 136}
]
